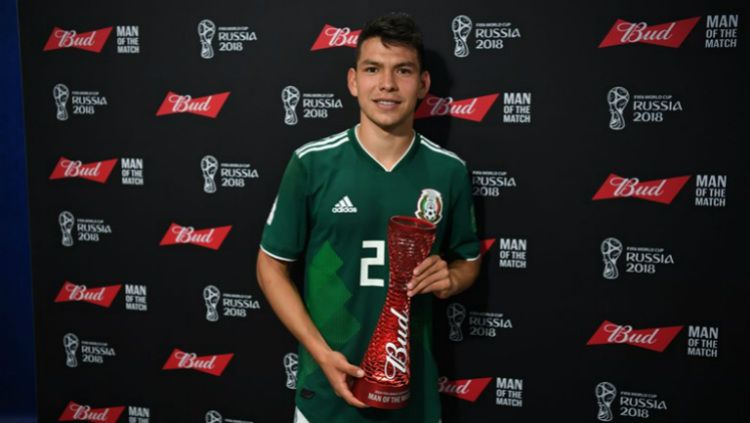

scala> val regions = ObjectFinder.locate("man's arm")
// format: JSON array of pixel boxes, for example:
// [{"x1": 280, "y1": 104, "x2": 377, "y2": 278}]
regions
[
  {"x1": 256, "y1": 249, "x2": 367, "y2": 408},
  {"x1": 407, "y1": 255, "x2": 481, "y2": 299}
]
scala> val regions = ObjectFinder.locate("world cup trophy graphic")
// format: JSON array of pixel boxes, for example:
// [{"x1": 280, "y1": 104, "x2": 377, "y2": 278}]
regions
[
  {"x1": 352, "y1": 216, "x2": 436, "y2": 409},
  {"x1": 59, "y1": 211, "x2": 75, "y2": 247},
  {"x1": 447, "y1": 303, "x2": 466, "y2": 342},
  {"x1": 203, "y1": 285, "x2": 221, "y2": 322},
  {"x1": 601, "y1": 237, "x2": 623, "y2": 280},
  {"x1": 198, "y1": 19, "x2": 217, "y2": 59},
  {"x1": 452, "y1": 15, "x2": 472, "y2": 58},
  {"x1": 53, "y1": 83, "x2": 70, "y2": 121},
  {"x1": 63, "y1": 333, "x2": 79, "y2": 368},
  {"x1": 283, "y1": 352, "x2": 298, "y2": 390},
  {"x1": 607, "y1": 86, "x2": 629, "y2": 131},
  {"x1": 205, "y1": 410, "x2": 223, "y2": 423},
  {"x1": 201, "y1": 155, "x2": 219, "y2": 194},
  {"x1": 595, "y1": 382, "x2": 617, "y2": 422},
  {"x1": 282, "y1": 86, "x2": 300, "y2": 126}
]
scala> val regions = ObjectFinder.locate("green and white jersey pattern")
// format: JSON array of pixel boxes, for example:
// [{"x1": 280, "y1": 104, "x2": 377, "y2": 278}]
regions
[{"x1": 261, "y1": 126, "x2": 480, "y2": 423}]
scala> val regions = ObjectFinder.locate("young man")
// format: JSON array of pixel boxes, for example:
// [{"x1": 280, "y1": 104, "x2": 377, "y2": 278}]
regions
[{"x1": 256, "y1": 13, "x2": 481, "y2": 423}]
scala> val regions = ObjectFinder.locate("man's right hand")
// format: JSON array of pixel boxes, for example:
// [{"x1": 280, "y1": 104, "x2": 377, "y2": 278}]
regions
[{"x1": 318, "y1": 350, "x2": 369, "y2": 408}]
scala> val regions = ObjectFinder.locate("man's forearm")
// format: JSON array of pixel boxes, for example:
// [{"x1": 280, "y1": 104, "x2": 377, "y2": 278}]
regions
[{"x1": 256, "y1": 250, "x2": 331, "y2": 361}]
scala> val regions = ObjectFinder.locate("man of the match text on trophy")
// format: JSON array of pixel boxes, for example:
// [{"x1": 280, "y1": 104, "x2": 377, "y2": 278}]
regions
[{"x1": 256, "y1": 13, "x2": 481, "y2": 423}]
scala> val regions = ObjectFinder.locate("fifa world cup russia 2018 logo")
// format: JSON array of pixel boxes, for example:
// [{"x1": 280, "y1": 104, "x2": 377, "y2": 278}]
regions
[
  {"x1": 452, "y1": 15, "x2": 472, "y2": 58},
  {"x1": 595, "y1": 382, "x2": 617, "y2": 422},
  {"x1": 447, "y1": 303, "x2": 467, "y2": 342},
  {"x1": 601, "y1": 237, "x2": 623, "y2": 280},
  {"x1": 53, "y1": 83, "x2": 70, "y2": 121},
  {"x1": 281, "y1": 86, "x2": 300, "y2": 126},
  {"x1": 201, "y1": 155, "x2": 219, "y2": 194},
  {"x1": 63, "y1": 333, "x2": 79, "y2": 368},
  {"x1": 203, "y1": 285, "x2": 221, "y2": 322},
  {"x1": 607, "y1": 86, "x2": 630, "y2": 130},
  {"x1": 198, "y1": 19, "x2": 216, "y2": 59},
  {"x1": 415, "y1": 189, "x2": 443, "y2": 224},
  {"x1": 283, "y1": 352, "x2": 298, "y2": 390}
]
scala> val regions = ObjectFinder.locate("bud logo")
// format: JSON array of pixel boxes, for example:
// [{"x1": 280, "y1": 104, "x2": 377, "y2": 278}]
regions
[
  {"x1": 587, "y1": 321, "x2": 683, "y2": 352},
  {"x1": 599, "y1": 17, "x2": 700, "y2": 48},
  {"x1": 59, "y1": 401, "x2": 124, "y2": 423},
  {"x1": 162, "y1": 348, "x2": 233, "y2": 376},
  {"x1": 593, "y1": 174, "x2": 690, "y2": 204},
  {"x1": 55, "y1": 282, "x2": 121, "y2": 307},
  {"x1": 415, "y1": 93, "x2": 499, "y2": 122},
  {"x1": 156, "y1": 91, "x2": 230, "y2": 118},
  {"x1": 49, "y1": 157, "x2": 117, "y2": 183},
  {"x1": 311, "y1": 24, "x2": 360, "y2": 50},
  {"x1": 44, "y1": 27, "x2": 113, "y2": 52},
  {"x1": 480, "y1": 238, "x2": 496, "y2": 255},
  {"x1": 438, "y1": 376, "x2": 492, "y2": 402},
  {"x1": 159, "y1": 223, "x2": 231, "y2": 250}
]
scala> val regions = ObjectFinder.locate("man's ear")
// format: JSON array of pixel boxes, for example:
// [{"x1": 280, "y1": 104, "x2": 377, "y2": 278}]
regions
[
  {"x1": 418, "y1": 70, "x2": 431, "y2": 99},
  {"x1": 347, "y1": 67, "x2": 358, "y2": 97}
]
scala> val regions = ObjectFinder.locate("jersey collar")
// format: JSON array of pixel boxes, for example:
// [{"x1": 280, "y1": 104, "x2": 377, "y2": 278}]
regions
[{"x1": 350, "y1": 124, "x2": 419, "y2": 173}]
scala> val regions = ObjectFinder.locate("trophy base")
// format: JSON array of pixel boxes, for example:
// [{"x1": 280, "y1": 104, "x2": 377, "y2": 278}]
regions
[{"x1": 352, "y1": 378, "x2": 410, "y2": 409}]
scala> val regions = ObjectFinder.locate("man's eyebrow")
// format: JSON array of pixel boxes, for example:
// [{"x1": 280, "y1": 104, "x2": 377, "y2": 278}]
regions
[{"x1": 360, "y1": 59, "x2": 382, "y2": 67}]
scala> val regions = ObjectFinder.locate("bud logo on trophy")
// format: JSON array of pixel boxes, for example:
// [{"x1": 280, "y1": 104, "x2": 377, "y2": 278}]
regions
[{"x1": 352, "y1": 216, "x2": 436, "y2": 409}]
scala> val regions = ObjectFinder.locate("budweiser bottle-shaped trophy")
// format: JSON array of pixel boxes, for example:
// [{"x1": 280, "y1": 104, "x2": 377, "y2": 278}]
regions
[{"x1": 352, "y1": 216, "x2": 436, "y2": 409}]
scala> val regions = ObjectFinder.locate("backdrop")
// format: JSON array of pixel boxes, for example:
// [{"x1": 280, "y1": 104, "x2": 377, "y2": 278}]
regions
[{"x1": 19, "y1": 1, "x2": 748, "y2": 422}]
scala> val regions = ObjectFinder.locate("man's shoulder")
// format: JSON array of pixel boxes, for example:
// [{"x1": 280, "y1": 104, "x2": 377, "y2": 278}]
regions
[
  {"x1": 417, "y1": 133, "x2": 467, "y2": 171},
  {"x1": 293, "y1": 128, "x2": 352, "y2": 160}
]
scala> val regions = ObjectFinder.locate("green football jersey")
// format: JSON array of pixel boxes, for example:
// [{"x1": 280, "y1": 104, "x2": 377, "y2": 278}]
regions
[{"x1": 261, "y1": 126, "x2": 480, "y2": 423}]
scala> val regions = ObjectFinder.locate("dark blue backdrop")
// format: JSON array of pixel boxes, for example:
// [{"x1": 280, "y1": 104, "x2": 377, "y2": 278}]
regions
[{"x1": 0, "y1": 0, "x2": 36, "y2": 420}]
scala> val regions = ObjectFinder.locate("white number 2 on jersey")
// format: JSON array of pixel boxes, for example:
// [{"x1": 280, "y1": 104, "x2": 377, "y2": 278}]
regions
[{"x1": 360, "y1": 240, "x2": 385, "y2": 287}]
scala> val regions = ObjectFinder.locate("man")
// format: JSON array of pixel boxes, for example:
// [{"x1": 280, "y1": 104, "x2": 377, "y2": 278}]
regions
[{"x1": 256, "y1": 13, "x2": 481, "y2": 423}]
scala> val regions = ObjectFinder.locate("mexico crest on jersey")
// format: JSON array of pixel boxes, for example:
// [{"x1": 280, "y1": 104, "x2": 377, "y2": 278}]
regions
[{"x1": 415, "y1": 189, "x2": 443, "y2": 224}]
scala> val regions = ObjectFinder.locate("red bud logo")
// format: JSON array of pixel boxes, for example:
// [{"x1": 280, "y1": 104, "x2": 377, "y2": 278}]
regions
[
  {"x1": 438, "y1": 376, "x2": 493, "y2": 402},
  {"x1": 415, "y1": 93, "x2": 499, "y2": 122},
  {"x1": 587, "y1": 320, "x2": 683, "y2": 352},
  {"x1": 44, "y1": 27, "x2": 113, "y2": 53},
  {"x1": 159, "y1": 223, "x2": 232, "y2": 250},
  {"x1": 599, "y1": 17, "x2": 700, "y2": 48},
  {"x1": 49, "y1": 157, "x2": 117, "y2": 183},
  {"x1": 592, "y1": 174, "x2": 690, "y2": 204},
  {"x1": 58, "y1": 401, "x2": 125, "y2": 422},
  {"x1": 311, "y1": 24, "x2": 361, "y2": 50},
  {"x1": 480, "y1": 238, "x2": 496, "y2": 256},
  {"x1": 54, "y1": 282, "x2": 121, "y2": 307},
  {"x1": 162, "y1": 348, "x2": 234, "y2": 376},
  {"x1": 156, "y1": 91, "x2": 230, "y2": 118}
]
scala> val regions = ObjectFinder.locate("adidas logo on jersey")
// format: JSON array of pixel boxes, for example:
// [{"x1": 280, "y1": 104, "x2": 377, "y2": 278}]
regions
[{"x1": 332, "y1": 196, "x2": 357, "y2": 213}]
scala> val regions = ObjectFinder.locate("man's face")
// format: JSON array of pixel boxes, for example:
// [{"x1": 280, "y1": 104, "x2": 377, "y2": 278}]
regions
[{"x1": 348, "y1": 37, "x2": 430, "y2": 132}]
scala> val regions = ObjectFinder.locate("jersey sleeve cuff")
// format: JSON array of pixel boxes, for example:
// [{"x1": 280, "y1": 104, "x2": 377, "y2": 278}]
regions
[{"x1": 259, "y1": 244, "x2": 298, "y2": 262}]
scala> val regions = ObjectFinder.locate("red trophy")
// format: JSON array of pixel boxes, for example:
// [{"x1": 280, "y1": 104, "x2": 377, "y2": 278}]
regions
[{"x1": 352, "y1": 216, "x2": 436, "y2": 409}]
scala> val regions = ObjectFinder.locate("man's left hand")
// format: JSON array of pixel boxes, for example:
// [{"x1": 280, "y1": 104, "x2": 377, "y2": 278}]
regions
[{"x1": 407, "y1": 255, "x2": 455, "y2": 299}]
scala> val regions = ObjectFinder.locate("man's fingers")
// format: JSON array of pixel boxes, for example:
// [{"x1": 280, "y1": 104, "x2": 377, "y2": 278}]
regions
[
  {"x1": 412, "y1": 255, "x2": 439, "y2": 276},
  {"x1": 408, "y1": 269, "x2": 450, "y2": 297},
  {"x1": 343, "y1": 363, "x2": 365, "y2": 378}
]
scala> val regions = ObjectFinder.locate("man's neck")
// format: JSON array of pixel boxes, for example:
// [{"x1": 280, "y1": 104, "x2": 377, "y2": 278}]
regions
[{"x1": 356, "y1": 119, "x2": 415, "y2": 171}]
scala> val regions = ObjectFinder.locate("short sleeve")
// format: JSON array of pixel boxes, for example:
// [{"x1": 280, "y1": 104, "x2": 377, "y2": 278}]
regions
[
  {"x1": 446, "y1": 166, "x2": 480, "y2": 261},
  {"x1": 260, "y1": 154, "x2": 308, "y2": 261}
]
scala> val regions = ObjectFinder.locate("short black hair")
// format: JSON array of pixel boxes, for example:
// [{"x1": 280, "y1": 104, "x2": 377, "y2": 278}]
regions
[{"x1": 356, "y1": 12, "x2": 425, "y2": 71}]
